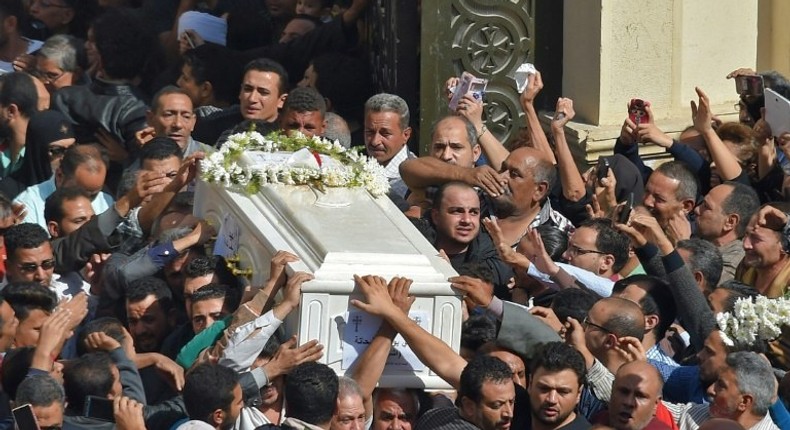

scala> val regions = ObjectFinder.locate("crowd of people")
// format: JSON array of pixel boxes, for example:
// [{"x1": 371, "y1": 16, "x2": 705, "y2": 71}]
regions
[{"x1": 0, "y1": 1, "x2": 787, "y2": 430}]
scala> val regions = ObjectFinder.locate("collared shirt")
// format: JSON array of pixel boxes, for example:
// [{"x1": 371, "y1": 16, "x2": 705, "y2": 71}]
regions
[
  {"x1": 381, "y1": 145, "x2": 415, "y2": 198},
  {"x1": 647, "y1": 344, "x2": 680, "y2": 376},
  {"x1": 719, "y1": 239, "x2": 745, "y2": 284},
  {"x1": 0, "y1": 38, "x2": 43, "y2": 74},
  {"x1": 0, "y1": 144, "x2": 24, "y2": 178},
  {"x1": 529, "y1": 199, "x2": 575, "y2": 237},
  {"x1": 14, "y1": 176, "x2": 115, "y2": 231},
  {"x1": 664, "y1": 402, "x2": 778, "y2": 430}
]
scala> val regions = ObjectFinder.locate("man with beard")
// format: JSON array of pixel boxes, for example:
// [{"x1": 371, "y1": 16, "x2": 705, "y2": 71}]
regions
[
  {"x1": 488, "y1": 147, "x2": 573, "y2": 246},
  {"x1": 0, "y1": 72, "x2": 39, "y2": 178},
  {"x1": 125, "y1": 276, "x2": 176, "y2": 354},
  {"x1": 416, "y1": 354, "x2": 515, "y2": 430},
  {"x1": 527, "y1": 342, "x2": 590, "y2": 430},
  {"x1": 663, "y1": 352, "x2": 779, "y2": 430},
  {"x1": 420, "y1": 182, "x2": 513, "y2": 297},
  {"x1": 181, "y1": 363, "x2": 245, "y2": 430},
  {"x1": 735, "y1": 207, "x2": 790, "y2": 298},
  {"x1": 0, "y1": 2, "x2": 43, "y2": 74}
]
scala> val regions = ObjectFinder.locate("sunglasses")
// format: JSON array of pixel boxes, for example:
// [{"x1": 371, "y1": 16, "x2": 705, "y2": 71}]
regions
[
  {"x1": 48, "y1": 146, "x2": 69, "y2": 158},
  {"x1": 17, "y1": 259, "x2": 56, "y2": 274}
]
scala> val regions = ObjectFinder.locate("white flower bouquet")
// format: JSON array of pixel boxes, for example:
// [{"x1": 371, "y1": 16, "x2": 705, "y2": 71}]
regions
[
  {"x1": 200, "y1": 127, "x2": 390, "y2": 197},
  {"x1": 716, "y1": 295, "x2": 790, "y2": 347}
]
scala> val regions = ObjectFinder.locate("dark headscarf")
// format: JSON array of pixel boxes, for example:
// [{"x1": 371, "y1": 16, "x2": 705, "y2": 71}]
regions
[
  {"x1": 606, "y1": 153, "x2": 645, "y2": 204},
  {"x1": 0, "y1": 110, "x2": 74, "y2": 199}
]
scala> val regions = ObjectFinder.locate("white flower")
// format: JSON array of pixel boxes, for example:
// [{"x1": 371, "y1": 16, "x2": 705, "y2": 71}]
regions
[{"x1": 201, "y1": 129, "x2": 388, "y2": 196}]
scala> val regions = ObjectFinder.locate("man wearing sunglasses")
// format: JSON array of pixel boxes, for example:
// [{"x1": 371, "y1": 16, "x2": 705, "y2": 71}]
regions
[{"x1": 2, "y1": 222, "x2": 91, "y2": 301}]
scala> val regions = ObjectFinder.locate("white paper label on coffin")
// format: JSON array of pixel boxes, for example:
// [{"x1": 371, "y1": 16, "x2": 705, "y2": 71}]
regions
[{"x1": 194, "y1": 151, "x2": 462, "y2": 389}]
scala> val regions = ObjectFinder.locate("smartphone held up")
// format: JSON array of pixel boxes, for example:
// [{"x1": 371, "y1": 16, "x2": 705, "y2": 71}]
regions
[
  {"x1": 628, "y1": 99, "x2": 650, "y2": 125},
  {"x1": 448, "y1": 72, "x2": 488, "y2": 111}
]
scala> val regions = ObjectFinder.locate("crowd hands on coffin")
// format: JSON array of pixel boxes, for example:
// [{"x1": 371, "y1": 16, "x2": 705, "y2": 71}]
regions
[{"x1": 0, "y1": 0, "x2": 788, "y2": 428}]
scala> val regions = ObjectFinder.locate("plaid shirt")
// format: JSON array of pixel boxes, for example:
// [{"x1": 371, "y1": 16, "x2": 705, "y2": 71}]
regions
[{"x1": 381, "y1": 145, "x2": 415, "y2": 198}]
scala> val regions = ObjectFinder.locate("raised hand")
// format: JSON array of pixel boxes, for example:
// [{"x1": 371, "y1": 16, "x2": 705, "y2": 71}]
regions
[
  {"x1": 264, "y1": 335, "x2": 324, "y2": 379},
  {"x1": 637, "y1": 105, "x2": 673, "y2": 147},
  {"x1": 84, "y1": 331, "x2": 122, "y2": 352},
  {"x1": 466, "y1": 165, "x2": 506, "y2": 197},
  {"x1": 267, "y1": 250, "x2": 300, "y2": 290},
  {"x1": 519, "y1": 71, "x2": 543, "y2": 106},
  {"x1": 756, "y1": 205, "x2": 789, "y2": 231},
  {"x1": 449, "y1": 275, "x2": 493, "y2": 309},
  {"x1": 614, "y1": 336, "x2": 647, "y2": 362},
  {"x1": 387, "y1": 277, "x2": 415, "y2": 314},
  {"x1": 530, "y1": 306, "x2": 563, "y2": 333},
  {"x1": 282, "y1": 271, "x2": 313, "y2": 308},
  {"x1": 155, "y1": 355, "x2": 186, "y2": 391},
  {"x1": 552, "y1": 97, "x2": 575, "y2": 129},
  {"x1": 113, "y1": 396, "x2": 146, "y2": 430},
  {"x1": 351, "y1": 275, "x2": 397, "y2": 318},
  {"x1": 690, "y1": 87, "x2": 715, "y2": 134},
  {"x1": 482, "y1": 217, "x2": 529, "y2": 269}
]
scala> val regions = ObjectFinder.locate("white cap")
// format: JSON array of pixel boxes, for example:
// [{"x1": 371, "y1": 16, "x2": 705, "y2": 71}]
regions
[{"x1": 177, "y1": 11, "x2": 228, "y2": 47}]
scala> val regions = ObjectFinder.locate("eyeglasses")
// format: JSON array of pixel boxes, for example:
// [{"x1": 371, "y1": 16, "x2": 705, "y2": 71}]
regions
[
  {"x1": 35, "y1": 0, "x2": 72, "y2": 8},
  {"x1": 17, "y1": 259, "x2": 56, "y2": 274},
  {"x1": 36, "y1": 69, "x2": 66, "y2": 84},
  {"x1": 566, "y1": 244, "x2": 607, "y2": 257},
  {"x1": 48, "y1": 145, "x2": 69, "y2": 158},
  {"x1": 582, "y1": 316, "x2": 613, "y2": 335}
]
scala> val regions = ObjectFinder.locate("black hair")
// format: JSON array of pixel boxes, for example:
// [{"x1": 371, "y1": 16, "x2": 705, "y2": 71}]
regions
[
  {"x1": 550, "y1": 288, "x2": 600, "y2": 324},
  {"x1": 182, "y1": 44, "x2": 242, "y2": 107},
  {"x1": 458, "y1": 355, "x2": 512, "y2": 403},
  {"x1": 16, "y1": 374, "x2": 65, "y2": 409},
  {"x1": 184, "y1": 254, "x2": 216, "y2": 279},
  {"x1": 460, "y1": 314, "x2": 497, "y2": 354},
  {"x1": 715, "y1": 280, "x2": 760, "y2": 313},
  {"x1": 528, "y1": 342, "x2": 586, "y2": 387},
  {"x1": 0, "y1": 72, "x2": 38, "y2": 118},
  {"x1": 139, "y1": 137, "x2": 183, "y2": 162},
  {"x1": 310, "y1": 53, "x2": 372, "y2": 121},
  {"x1": 2, "y1": 281, "x2": 56, "y2": 321},
  {"x1": 63, "y1": 352, "x2": 115, "y2": 413},
  {"x1": 677, "y1": 239, "x2": 724, "y2": 288},
  {"x1": 431, "y1": 181, "x2": 478, "y2": 211},
  {"x1": 281, "y1": 86, "x2": 326, "y2": 116},
  {"x1": 190, "y1": 282, "x2": 241, "y2": 314},
  {"x1": 225, "y1": 0, "x2": 274, "y2": 51},
  {"x1": 243, "y1": 58, "x2": 289, "y2": 96},
  {"x1": 579, "y1": 218, "x2": 631, "y2": 272},
  {"x1": 612, "y1": 275, "x2": 677, "y2": 340},
  {"x1": 125, "y1": 276, "x2": 174, "y2": 312},
  {"x1": 720, "y1": 181, "x2": 760, "y2": 238},
  {"x1": 3, "y1": 223, "x2": 49, "y2": 261},
  {"x1": 286, "y1": 362, "x2": 338, "y2": 425},
  {"x1": 44, "y1": 186, "x2": 91, "y2": 224},
  {"x1": 1, "y1": 347, "x2": 35, "y2": 399},
  {"x1": 92, "y1": 8, "x2": 157, "y2": 81},
  {"x1": 183, "y1": 363, "x2": 240, "y2": 422},
  {"x1": 535, "y1": 225, "x2": 568, "y2": 262},
  {"x1": 77, "y1": 317, "x2": 127, "y2": 356}
]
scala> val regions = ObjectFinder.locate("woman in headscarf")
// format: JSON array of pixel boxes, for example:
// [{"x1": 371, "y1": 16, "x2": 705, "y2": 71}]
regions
[{"x1": 0, "y1": 109, "x2": 75, "y2": 200}]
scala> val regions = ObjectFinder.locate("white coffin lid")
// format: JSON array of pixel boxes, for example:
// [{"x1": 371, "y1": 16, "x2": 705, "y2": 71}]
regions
[{"x1": 194, "y1": 151, "x2": 462, "y2": 388}]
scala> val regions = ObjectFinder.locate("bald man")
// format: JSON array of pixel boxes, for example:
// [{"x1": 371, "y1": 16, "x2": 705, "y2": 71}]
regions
[
  {"x1": 608, "y1": 361, "x2": 666, "y2": 430},
  {"x1": 583, "y1": 297, "x2": 646, "y2": 374}
]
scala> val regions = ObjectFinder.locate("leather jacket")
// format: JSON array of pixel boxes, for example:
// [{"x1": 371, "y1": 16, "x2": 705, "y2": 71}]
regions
[{"x1": 51, "y1": 79, "x2": 149, "y2": 151}]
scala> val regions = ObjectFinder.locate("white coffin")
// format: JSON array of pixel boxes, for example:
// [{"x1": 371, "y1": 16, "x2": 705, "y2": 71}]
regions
[{"x1": 194, "y1": 154, "x2": 462, "y2": 389}]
